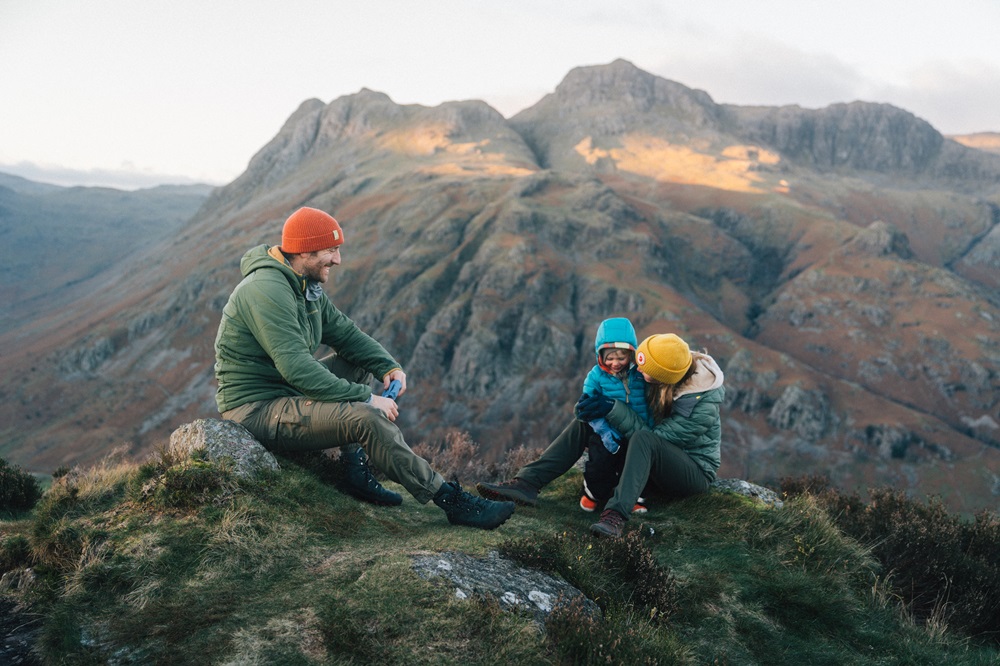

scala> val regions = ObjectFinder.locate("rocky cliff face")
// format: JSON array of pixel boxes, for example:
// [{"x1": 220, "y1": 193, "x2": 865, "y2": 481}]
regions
[
  {"x1": 2, "y1": 60, "x2": 998, "y2": 513},
  {"x1": 726, "y1": 101, "x2": 1000, "y2": 183},
  {"x1": 726, "y1": 102, "x2": 944, "y2": 172}
]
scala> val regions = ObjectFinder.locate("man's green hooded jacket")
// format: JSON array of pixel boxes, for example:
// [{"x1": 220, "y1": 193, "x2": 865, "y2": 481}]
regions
[{"x1": 214, "y1": 245, "x2": 400, "y2": 413}]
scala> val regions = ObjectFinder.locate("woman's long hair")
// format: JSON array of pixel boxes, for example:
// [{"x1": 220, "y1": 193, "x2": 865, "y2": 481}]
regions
[{"x1": 645, "y1": 360, "x2": 698, "y2": 423}]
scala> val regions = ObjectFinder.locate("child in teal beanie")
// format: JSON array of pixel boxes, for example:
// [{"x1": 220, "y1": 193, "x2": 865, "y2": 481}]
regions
[{"x1": 579, "y1": 317, "x2": 653, "y2": 513}]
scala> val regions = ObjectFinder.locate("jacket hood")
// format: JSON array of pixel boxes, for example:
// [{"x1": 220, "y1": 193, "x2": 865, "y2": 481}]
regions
[
  {"x1": 677, "y1": 352, "x2": 725, "y2": 397},
  {"x1": 594, "y1": 317, "x2": 638, "y2": 369}
]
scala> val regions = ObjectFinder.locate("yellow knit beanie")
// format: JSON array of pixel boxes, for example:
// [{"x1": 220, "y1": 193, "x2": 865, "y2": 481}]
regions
[{"x1": 636, "y1": 334, "x2": 692, "y2": 385}]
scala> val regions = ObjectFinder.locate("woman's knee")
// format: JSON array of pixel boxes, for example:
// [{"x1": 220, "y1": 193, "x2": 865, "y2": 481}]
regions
[{"x1": 629, "y1": 430, "x2": 660, "y2": 452}]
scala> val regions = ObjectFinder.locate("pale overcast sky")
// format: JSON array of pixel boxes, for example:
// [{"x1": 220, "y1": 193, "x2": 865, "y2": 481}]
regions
[{"x1": 2, "y1": 0, "x2": 998, "y2": 189}]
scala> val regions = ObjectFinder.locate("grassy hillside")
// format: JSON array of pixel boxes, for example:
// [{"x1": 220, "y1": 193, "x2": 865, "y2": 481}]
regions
[{"x1": 1, "y1": 443, "x2": 998, "y2": 665}]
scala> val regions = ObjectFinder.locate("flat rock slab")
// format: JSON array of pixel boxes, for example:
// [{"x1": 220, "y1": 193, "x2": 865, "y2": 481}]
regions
[{"x1": 411, "y1": 550, "x2": 600, "y2": 624}]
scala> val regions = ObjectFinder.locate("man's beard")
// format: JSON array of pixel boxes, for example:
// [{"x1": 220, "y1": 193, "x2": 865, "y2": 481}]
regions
[{"x1": 304, "y1": 264, "x2": 329, "y2": 283}]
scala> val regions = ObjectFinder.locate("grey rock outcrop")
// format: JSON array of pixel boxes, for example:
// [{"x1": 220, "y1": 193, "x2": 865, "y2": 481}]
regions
[
  {"x1": 851, "y1": 220, "x2": 914, "y2": 259},
  {"x1": 411, "y1": 550, "x2": 600, "y2": 624},
  {"x1": 168, "y1": 419, "x2": 279, "y2": 479},
  {"x1": 711, "y1": 478, "x2": 784, "y2": 509},
  {"x1": 57, "y1": 337, "x2": 116, "y2": 377},
  {"x1": 855, "y1": 424, "x2": 954, "y2": 462},
  {"x1": 723, "y1": 349, "x2": 778, "y2": 413},
  {"x1": 767, "y1": 385, "x2": 831, "y2": 442}
]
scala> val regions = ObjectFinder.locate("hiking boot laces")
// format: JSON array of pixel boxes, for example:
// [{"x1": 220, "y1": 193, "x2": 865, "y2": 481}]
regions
[
  {"x1": 435, "y1": 482, "x2": 515, "y2": 529},
  {"x1": 341, "y1": 448, "x2": 402, "y2": 506},
  {"x1": 591, "y1": 508, "x2": 626, "y2": 538}
]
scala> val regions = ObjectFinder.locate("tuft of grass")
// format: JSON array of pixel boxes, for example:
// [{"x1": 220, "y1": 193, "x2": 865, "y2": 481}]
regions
[
  {"x1": 0, "y1": 532, "x2": 32, "y2": 571},
  {"x1": 132, "y1": 444, "x2": 241, "y2": 510}
]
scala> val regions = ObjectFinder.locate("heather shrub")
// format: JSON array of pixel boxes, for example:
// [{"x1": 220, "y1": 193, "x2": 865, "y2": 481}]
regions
[
  {"x1": 500, "y1": 529, "x2": 678, "y2": 623},
  {"x1": 783, "y1": 477, "x2": 1000, "y2": 643},
  {"x1": 0, "y1": 456, "x2": 42, "y2": 513},
  {"x1": 503, "y1": 530, "x2": 683, "y2": 664},
  {"x1": 779, "y1": 473, "x2": 834, "y2": 497},
  {"x1": 267, "y1": 431, "x2": 541, "y2": 491},
  {"x1": 412, "y1": 429, "x2": 543, "y2": 484},
  {"x1": 601, "y1": 531, "x2": 679, "y2": 620},
  {"x1": 411, "y1": 429, "x2": 481, "y2": 482},
  {"x1": 545, "y1": 596, "x2": 671, "y2": 665}
]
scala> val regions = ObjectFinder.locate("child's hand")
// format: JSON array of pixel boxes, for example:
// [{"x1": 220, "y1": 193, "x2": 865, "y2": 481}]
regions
[{"x1": 577, "y1": 393, "x2": 614, "y2": 420}]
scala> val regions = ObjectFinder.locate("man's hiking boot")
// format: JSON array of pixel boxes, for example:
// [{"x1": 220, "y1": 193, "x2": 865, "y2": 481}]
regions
[
  {"x1": 434, "y1": 481, "x2": 515, "y2": 530},
  {"x1": 339, "y1": 446, "x2": 403, "y2": 506},
  {"x1": 475, "y1": 478, "x2": 539, "y2": 507},
  {"x1": 590, "y1": 509, "x2": 626, "y2": 539}
]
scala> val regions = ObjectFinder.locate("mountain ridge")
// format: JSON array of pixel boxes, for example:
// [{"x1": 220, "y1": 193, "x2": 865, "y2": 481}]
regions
[{"x1": 1, "y1": 59, "x2": 997, "y2": 513}]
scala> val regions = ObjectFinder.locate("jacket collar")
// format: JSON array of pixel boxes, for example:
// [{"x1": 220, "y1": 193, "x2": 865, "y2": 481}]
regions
[{"x1": 267, "y1": 246, "x2": 323, "y2": 300}]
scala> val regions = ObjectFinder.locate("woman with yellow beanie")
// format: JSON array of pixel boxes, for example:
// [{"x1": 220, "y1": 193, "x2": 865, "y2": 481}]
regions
[
  {"x1": 587, "y1": 333, "x2": 724, "y2": 537},
  {"x1": 477, "y1": 333, "x2": 724, "y2": 539}
]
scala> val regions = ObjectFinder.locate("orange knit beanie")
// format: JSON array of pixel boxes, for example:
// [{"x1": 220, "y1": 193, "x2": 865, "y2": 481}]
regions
[
  {"x1": 280, "y1": 207, "x2": 344, "y2": 254},
  {"x1": 635, "y1": 334, "x2": 692, "y2": 385}
]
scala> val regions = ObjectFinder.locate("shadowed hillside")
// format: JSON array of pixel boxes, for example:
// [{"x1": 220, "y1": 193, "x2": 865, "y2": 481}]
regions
[
  {"x1": 0, "y1": 175, "x2": 212, "y2": 330},
  {"x1": 0, "y1": 60, "x2": 997, "y2": 513}
]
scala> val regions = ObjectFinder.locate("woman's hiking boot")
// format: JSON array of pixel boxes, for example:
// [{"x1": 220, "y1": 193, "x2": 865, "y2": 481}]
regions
[
  {"x1": 590, "y1": 509, "x2": 626, "y2": 538},
  {"x1": 434, "y1": 481, "x2": 516, "y2": 529},
  {"x1": 475, "y1": 478, "x2": 539, "y2": 506},
  {"x1": 339, "y1": 445, "x2": 403, "y2": 506}
]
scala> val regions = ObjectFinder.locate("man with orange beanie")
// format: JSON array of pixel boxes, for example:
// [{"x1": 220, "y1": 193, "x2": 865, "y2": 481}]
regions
[{"x1": 214, "y1": 207, "x2": 515, "y2": 530}]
